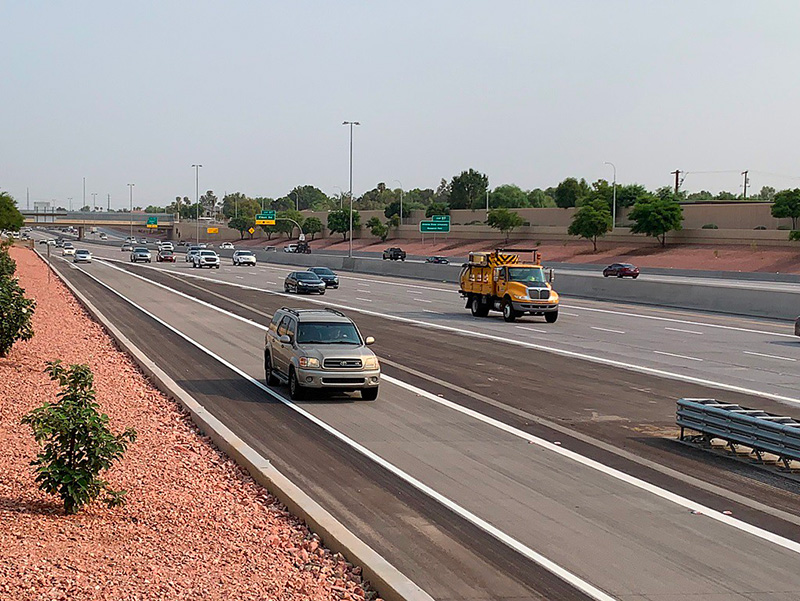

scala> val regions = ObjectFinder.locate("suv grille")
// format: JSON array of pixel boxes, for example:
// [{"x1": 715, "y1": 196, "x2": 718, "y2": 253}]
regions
[{"x1": 323, "y1": 358, "x2": 363, "y2": 369}]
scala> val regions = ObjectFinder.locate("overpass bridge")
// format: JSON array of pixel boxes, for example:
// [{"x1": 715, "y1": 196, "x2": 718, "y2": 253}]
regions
[{"x1": 22, "y1": 211, "x2": 178, "y2": 239}]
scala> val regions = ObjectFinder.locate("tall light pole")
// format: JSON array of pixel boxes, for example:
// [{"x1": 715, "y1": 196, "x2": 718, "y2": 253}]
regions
[
  {"x1": 332, "y1": 186, "x2": 343, "y2": 210},
  {"x1": 68, "y1": 197, "x2": 73, "y2": 212},
  {"x1": 604, "y1": 161, "x2": 617, "y2": 230},
  {"x1": 292, "y1": 190, "x2": 300, "y2": 211},
  {"x1": 393, "y1": 179, "x2": 404, "y2": 225},
  {"x1": 343, "y1": 121, "x2": 360, "y2": 257},
  {"x1": 128, "y1": 184, "x2": 135, "y2": 239},
  {"x1": 82, "y1": 177, "x2": 86, "y2": 210},
  {"x1": 91, "y1": 193, "x2": 97, "y2": 212},
  {"x1": 192, "y1": 164, "x2": 202, "y2": 244}
]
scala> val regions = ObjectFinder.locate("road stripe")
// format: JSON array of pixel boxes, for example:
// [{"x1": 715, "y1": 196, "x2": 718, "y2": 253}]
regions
[
  {"x1": 653, "y1": 350, "x2": 704, "y2": 362},
  {"x1": 357, "y1": 289, "x2": 371, "y2": 293},
  {"x1": 560, "y1": 311, "x2": 580, "y2": 317},
  {"x1": 591, "y1": 326, "x2": 625, "y2": 334},
  {"x1": 422, "y1": 309, "x2": 442, "y2": 314},
  {"x1": 515, "y1": 326, "x2": 547, "y2": 334},
  {"x1": 413, "y1": 298, "x2": 433, "y2": 303},
  {"x1": 665, "y1": 327, "x2": 704, "y2": 335},
  {"x1": 743, "y1": 351, "x2": 797, "y2": 362},
  {"x1": 63, "y1": 255, "x2": 800, "y2": 569},
  {"x1": 95, "y1": 258, "x2": 800, "y2": 406},
  {"x1": 58, "y1": 258, "x2": 617, "y2": 601},
  {"x1": 356, "y1": 297, "x2": 373, "y2": 303}
]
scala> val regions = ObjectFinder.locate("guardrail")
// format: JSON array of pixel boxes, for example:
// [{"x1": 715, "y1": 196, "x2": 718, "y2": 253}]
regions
[{"x1": 676, "y1": 398, "x2": 800, "y2": 469}]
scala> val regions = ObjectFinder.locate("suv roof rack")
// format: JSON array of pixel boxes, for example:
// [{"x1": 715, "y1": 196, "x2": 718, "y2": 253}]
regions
[{"x1": 279, "y1": 307, "x2": 347, "y2": 318}]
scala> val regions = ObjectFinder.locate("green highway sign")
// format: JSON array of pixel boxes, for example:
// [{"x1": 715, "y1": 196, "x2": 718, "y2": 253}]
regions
[
  {"x1": 419, "y1": 220, "x2": 450, "y2": 233},
  {"x1": 431, "y1": 214, "x2": 450, "y2": 222},
  {"x1": 146, "y1": 216, "x2": 158, "y2": 228},
  {"x1": 255, "y1": 210, "x2": 276, "y2": 226}
]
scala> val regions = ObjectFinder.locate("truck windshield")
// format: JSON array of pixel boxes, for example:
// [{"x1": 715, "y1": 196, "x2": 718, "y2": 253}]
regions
[{"x1": 507, "y1": 267, "x2": 546, "y2": 283}]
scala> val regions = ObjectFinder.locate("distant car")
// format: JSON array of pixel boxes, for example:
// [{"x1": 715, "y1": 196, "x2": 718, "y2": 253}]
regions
[
  {"x1": 284, "y1": 271, "x2": 326, "y2": 295},
  {"x1": 130, "y1": 247, "x2": 152, "y2": 263},
  {"x1": 157, "y1": 250, "x2": 176, "y2": 262},
  {"x1": 139, "y1": 238, "x2": 148, "y2": 244},
  {"x1": 47, "y1": 239, "x2": 56, "y2": 246},
  {"x1": 220, "y1": 242, "x2": 234, "y2": 250},
  {"x1": 232, "y1": 250, "x2": 256, "y2": 266},
  {"x1": 121, "y1": 243, "x2": 133, "y2": 252},
  {"x1": 603, "y1": 263, "x2": 640, "y2": 278},
  {"x1": 192, "y1": 250, "x2": 220, "y2": 269},
  {"x1": 39, "y1": 239, "x2": 48, "y2": 245},
  {"x1": 308, "y1": 267, "x2": 339, "y2": 288},
  {"x1": 283, "y1": 244, "x2": 298, "y2": 253},
  {"x1": 73, "y1": 249, "x2": 92, "y2": 263},
  {"x1": 177, "y1": 240, "x2": 189, "y2": 246},
  {"x1": 185, "y1": 246, "x2": 201, "y2": 262},
  {"x1": 99, "y1": 233, "x2": 108, "y2": 240},
  {"x1": 62, "y1": 244, "x2": 75, "y2": 256},
  {"x1": 197, "y1": 243, "x2": 207, "y2": 249},
  {"x1": 159, "y1": 242, "x2": 174, "y2": 251},
  {"x1": 425, "y1": 256, "x2": 449, "y2": 264},
  {"x1": 382, "y1": 247, "x2": 406, "y2": 261},
  {"x1": 55, "y1": 239, "x2": 65, "y2": 248}
]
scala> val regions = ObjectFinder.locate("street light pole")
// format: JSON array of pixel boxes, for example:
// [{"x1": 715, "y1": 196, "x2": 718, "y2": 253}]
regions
[
  {"x1": 127, "y1": 184, "x2": 135, "y2": 239},
  {"x1": 343, "y1": 121, "x2": 360, "y2": 258},
  {"x1": 91, "y1": 193, "x2": 97, "y2": 212},
  {"x1": 192, "y1": 164, "x2": 202, "y2": 244},
  {"x1": 393, "y1": 179, "x2": 404, "y2": 225},
  {"x1": 604, "y1": 162, "x2": 617, "y2": 230}
]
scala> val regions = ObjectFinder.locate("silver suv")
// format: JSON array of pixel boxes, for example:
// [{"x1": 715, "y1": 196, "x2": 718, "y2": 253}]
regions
[
  {"x1": 192, "y1": 250, "x2": 220, "y2": 269},
  {"x1": 264, "y1": 307, "x2": 380, "y2": 400}
]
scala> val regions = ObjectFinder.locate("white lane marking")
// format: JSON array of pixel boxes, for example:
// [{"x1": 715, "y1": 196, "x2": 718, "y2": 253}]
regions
[
  {"x1": 560, "y1": 311, "x2": 580, "y2": 317},
  {"x1": 65, "y1": 256, "x2": 800, "y2": 568},
  {"x1": 57, "y1": 260, "x2": 616, "y2": 601},
  {"x1": 356, "y1": 289, "x2": 371, "y2": 293},
  {"x1": 422, "y1": 309, "x2": 442, "y2": 314},
  {"x1": 591, "y1": 326, "x2": 625, "y2": 335},
  {"x1": 665, "y1": 327, "x2": 703, "y2": 335},
  {"x1": 515, "y1": 326, "x2": 547, "y2": 334},
  {"x1": 97, "y1": 259, "x2": 800, "y2": 406},
  {"x1": 356, "y1": 297, "x2": 373, "y2": 303},
  {"x1": 413, "y1": 298, "x2": 433, "y2": 303},
  {"x1": 564, "y1": 304, "x2": 795, "y2": 339},
  {"x1": 653, "y1": 351, "x2": 704, "y2": 362},
  {"x1": 743, "y1": 351, "x2": 797, "y2": 362},
  {"x1": 235, "y1": 276, "x2": 244, "y2": 280}
]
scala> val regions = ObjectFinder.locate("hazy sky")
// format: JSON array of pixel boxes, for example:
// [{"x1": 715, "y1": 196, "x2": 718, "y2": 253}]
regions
[{"x1": 3, "y1": 1, "x2": 800, "y2": 209}]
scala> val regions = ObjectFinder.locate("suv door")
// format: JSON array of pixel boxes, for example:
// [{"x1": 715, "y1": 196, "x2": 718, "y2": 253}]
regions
[{"x1": 272, "y1": 316, "x2": 295, "y2": 375}]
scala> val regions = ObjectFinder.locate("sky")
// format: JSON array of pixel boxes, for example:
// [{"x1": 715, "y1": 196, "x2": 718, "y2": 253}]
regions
[{"x1": 3, "y1": 1, "x2": 800, "y2": 209}]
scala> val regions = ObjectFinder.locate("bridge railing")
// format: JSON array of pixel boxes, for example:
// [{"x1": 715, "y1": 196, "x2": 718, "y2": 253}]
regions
[{"x1": 22, "y1": 211, "x2": 176, "y2": 224}]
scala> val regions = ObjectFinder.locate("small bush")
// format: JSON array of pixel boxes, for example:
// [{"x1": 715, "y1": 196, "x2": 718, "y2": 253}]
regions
[
  {"x1": 789, "y1": 230, "x2": 800, "y2": 241},
  {"x1": 701, "y1": 223, "x2": 719, "y2": 229},
  {"x1": 21, "y1": 361, "x2": 136, "y2": 514},
  {"x1": 0, "y1": 240, "x2": 16, "y2": 277},
  {"x1": 777, "y1": 225, "x2": 791, "y2": 231},
  {"x1": 753, "y1": 225, "x2": 767, "y2": 230},
  {"x1": 0, "y1": 275, "x2": 35, "y2": 357}
]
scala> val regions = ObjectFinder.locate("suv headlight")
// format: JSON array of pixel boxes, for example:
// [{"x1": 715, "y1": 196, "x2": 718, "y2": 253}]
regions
[
  {"x1": 298, "y1": 357, "x2": 320, "y2": 368},
  {"x1": 363, "y1": 356, "x2": 379, "y2": 370}
]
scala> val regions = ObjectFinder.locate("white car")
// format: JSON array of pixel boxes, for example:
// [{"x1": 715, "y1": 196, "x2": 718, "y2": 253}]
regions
[
  {"x1": 159, "y1": 242, "x2": 174, "y2": 251},
  {"x1": 185, "y1": 246, "x2": 201, "y2": 262},
  {"x1": 220, "y1": 242, "x2": 234, "y2": 250},
  {"x1": 192, "y1": 250, "x2": 220, "y2": 269},
  {"x1": 62, "y1": 244, "x2": 75, "y2": 256},
  {"x1": 283, "y1": 244, "x2": 298, "y2": 253},
  {"x1": 73, "y1": 249, "x2": 92, "y2": 263},
  {"x1": 232, "y1": 250, "x2": 256, "y2": 266}
]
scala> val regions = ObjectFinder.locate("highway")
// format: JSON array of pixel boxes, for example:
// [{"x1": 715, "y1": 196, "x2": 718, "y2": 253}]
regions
[{"x1": 34, "y1": 235, "x2": 800, "y2": 600}]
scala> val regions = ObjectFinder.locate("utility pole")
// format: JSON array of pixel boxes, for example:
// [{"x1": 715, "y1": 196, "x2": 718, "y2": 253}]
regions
[
  {"x1": 91, "y1": 192, "x2": 97, "y2": 212},
  {"x1": 83, "y1": 177, "x2": 86, "y2": 210},
  {"x1": 342, "y1": 121, "x2": 360, "y2": 258},
  {"x1": 128, "y1": 184, "x2": 135, "y2": 240},
  {"x1": 107, "y1": 193, "x2": 111, "y2": 211},
  {"x1": 671, "y1": 170, "x2": 681, "y2": 195},
  {"x1": 192, "y1": 164, "x2": 202, "y2": 244},
  {"x1": 68, "y1": 197, "x2": 73, "y2": 212},
  {"x1": 26, "y1": 188, "x2": 29, "y2": 210},
  {"x1": 742, "y1": 170, "x2": 749, "y2": 200}
]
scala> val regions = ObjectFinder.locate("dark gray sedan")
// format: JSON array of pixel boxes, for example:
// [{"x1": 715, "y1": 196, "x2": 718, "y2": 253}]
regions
[{"x1": 284, "y1": 271, "x2": 326, "y2": 295}]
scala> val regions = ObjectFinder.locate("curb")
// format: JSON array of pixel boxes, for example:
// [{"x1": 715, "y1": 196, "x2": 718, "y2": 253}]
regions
[{"x1": 35, "y1": 249, "x2": 433, "y2": 601}]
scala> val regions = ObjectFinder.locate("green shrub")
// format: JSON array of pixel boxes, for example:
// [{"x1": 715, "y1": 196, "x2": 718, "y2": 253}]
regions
[
  {"x1": 701, "y1": 223, "x2": 719, "y2": 229},
  {"x1": 789, "y1": 230, "x2": 800, "y2": 241},
  {"x1": 777, "y1": 225, "x2": 791, "y2": 230},
  {"x1": 0, "y1": 240, "x2": 15, "y2": 277},
  {"x1": 21, "y1": 361, "x2": 136, "y2": 515},
  {"x1": 0, "y1": 275, "x2": 35, "y2": 357}
]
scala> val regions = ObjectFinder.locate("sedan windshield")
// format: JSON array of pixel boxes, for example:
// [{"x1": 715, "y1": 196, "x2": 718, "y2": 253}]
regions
[
  {"x1": 296, "y1": 272, "x2": 321, "y2": 281},
  {"x1": 296, "y1": 322, "x2": 361, "y2": 345},
  {"x1": 507, "y1": 267, "x2": 546, "y2": 283}
]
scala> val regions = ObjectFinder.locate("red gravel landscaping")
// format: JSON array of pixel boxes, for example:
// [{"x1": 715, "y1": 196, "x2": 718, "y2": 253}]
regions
[{"x1": 0, "y1": 246, "x2": 374, "y2": 601}]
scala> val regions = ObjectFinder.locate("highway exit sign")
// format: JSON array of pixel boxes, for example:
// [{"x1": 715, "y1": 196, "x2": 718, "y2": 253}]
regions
[
  {"x1": 146, "y1": 216, "x2": 158, "y2": 229},
  {"x1": 419, "y1": 220, "x2": 450, "y2": 233},
  {"x1": 431, "y1": 214, "x2": 450, "y2": 222},
  {"x1": 255, "y1": 210, "x2": 276, "y2": 225}
]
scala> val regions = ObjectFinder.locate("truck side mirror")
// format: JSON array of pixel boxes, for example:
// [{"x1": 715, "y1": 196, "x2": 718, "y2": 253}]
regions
[{"x1": 548, "y1": 268, "x2": 555, "y2": 282}]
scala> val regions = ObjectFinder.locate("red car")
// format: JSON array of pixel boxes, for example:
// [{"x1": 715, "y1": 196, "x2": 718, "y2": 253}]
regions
[
  {"x1": 603, "y1": 263, "x2": 639, "y2": 278},
  {"x1": 157, "y1": 250, "x2": 176, "y2": 263}
]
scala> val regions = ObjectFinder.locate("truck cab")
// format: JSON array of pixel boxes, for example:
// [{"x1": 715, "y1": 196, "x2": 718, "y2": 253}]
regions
[{"x1": 459, "y1": 249, "x2": 559, "y2": 323}]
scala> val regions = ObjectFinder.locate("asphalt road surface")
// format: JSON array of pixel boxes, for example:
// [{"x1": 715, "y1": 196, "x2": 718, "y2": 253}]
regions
[{"x1": 35, "y1": 234, "x2": 800, "y2": 600}]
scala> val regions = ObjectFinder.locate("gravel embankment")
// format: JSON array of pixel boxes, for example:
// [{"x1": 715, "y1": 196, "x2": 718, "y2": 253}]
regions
[{"x1": 0, "y1": 247, "x2": 375, "y2": 601}]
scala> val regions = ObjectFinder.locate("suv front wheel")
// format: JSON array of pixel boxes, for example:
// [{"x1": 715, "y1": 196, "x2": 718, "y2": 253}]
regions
[{"x1": 288, "y1": 367, "x2": 305, "y2": 400}]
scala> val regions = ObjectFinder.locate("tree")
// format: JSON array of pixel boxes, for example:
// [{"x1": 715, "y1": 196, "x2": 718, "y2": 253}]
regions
[
  {"x1": 0, "y1": 272, "x2": 35, "y2": 357},
  {"x1": 0, "y1": 192, "x2": 24, "y2": 232},
  {"x1": 303, "y1": 216, "x2": 323, "y2": 240},
  {"x1": 554, "y1": 177, "x2": 589, "y2": 208},
  {"x1": 434, "y1": 179, "x2": 451, "y2": 204},
  {"x1": 405, "y1": 188, "x2": 435, "y2": 206},
  {"x1": 527, "y1": 188, "x2": 553, "y2": 208},
  {"x1": 358, "y1": 182, "x2": 397, "y2": 211},
  {"x1": 771, "y1": 188, "x2": 800, "y2": 229},
  {"x1": 687, "y1": 190, "x2": 713, "y2": 201},
  {"x1": 366, "y1": 217, "x2": 389, "y2": 242},
  {"x1": 227, "y1": 216, "x2": 254, "y2": 239},
  {"x1": 21, "y1": 361, "x2": 136, "y2": 515},
  {"x1": 221, "y1": 192, "x2": 248, "y2": 219},
  {"x1": 567, "y1": 199, "x2": 612, "y2": 252},
  {"x1": 487, "y1": 208, "x2": 524, "y2": 242},
  {"x1": 199, "y1": 190, "x2": 217, "y2": 216},
  {"x1": 260, "y1": 224, "x2": 279, "y2": 240},
  {"x1": 425, "y1": 202, "x2": 450, "y2": 218},
  {"x1": 277, "y1": 209, "x2": 305, "y2": 238},
  {"x1": 489, "y1": 184, "x2": 529, "y2": 209},
  {"x1": 716, "y1": 190, "x2": 738, "y2": 200},
  {"x1": 80, "y1": 205, "x2": 91, "y2": 212},
  {"x1": 758, "y1": 186, "x2": 776, "y2": 201},
  {"x1": 629, "y1": 187, "x2": 684, "y2": 247},
  {"x1": 287, "y1": 185, "x2": 330, "y2": 211},
  {"x1": 327, "y1": 209, "x2": 360, "y2": 239},
  {"x1": 144, "y1": 205, "x2": 164, "y2": 213},
  {"x1": 384, "y1": 200, "x2": 411, "y2": 220},
  {"x1": 449, "y1": 169, "x2": 489, "y2": 210}
]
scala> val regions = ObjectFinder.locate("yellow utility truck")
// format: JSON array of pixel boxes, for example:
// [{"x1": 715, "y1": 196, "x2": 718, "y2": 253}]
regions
[{"x1": 459, "y1": 248, "x2": 559, "y2": 323}]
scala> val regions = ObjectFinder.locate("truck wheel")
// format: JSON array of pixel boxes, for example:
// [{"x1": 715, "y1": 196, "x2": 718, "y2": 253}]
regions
[
  {"x1": 545, "y1": 310, "x2": 559, "y2": 324},
  {"x1": 470, "y1": 296, "x2": 489, "y2": 317},
  {"x1": 502, "y1": 298, "x2": 517, "y2": 323},
  {"x1": 361, "y1": 387, "x2": 379, "y2": 401},
  {"x1": 265, "y1": 351, "x2": 279, "y2": 385}
]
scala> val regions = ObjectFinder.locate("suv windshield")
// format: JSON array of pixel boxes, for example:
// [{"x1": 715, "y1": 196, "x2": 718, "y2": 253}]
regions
[
  {"x1": 296, "y1": 322, "x2": 361, "y2": 345},
  {"x1": 200, "y1": 250, "x2": 216, "y2": 256},
  {"x1": 507, "y1": 267, "x2": 546, "y2": 283},
  {"x1": 311, "y1": 267, "x2": 334, "y2": 275}
]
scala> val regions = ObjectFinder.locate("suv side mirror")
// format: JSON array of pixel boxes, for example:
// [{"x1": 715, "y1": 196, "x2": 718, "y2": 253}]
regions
[
  {"x1": 364, "y1": 336, "x2": 375, "y2": 346},
  {"x1": 548, "y1": 268, "x2": 555, "y2": 283},
  {"x1": 279, "y1": 335, "x2": 291, "y2": 344}
]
